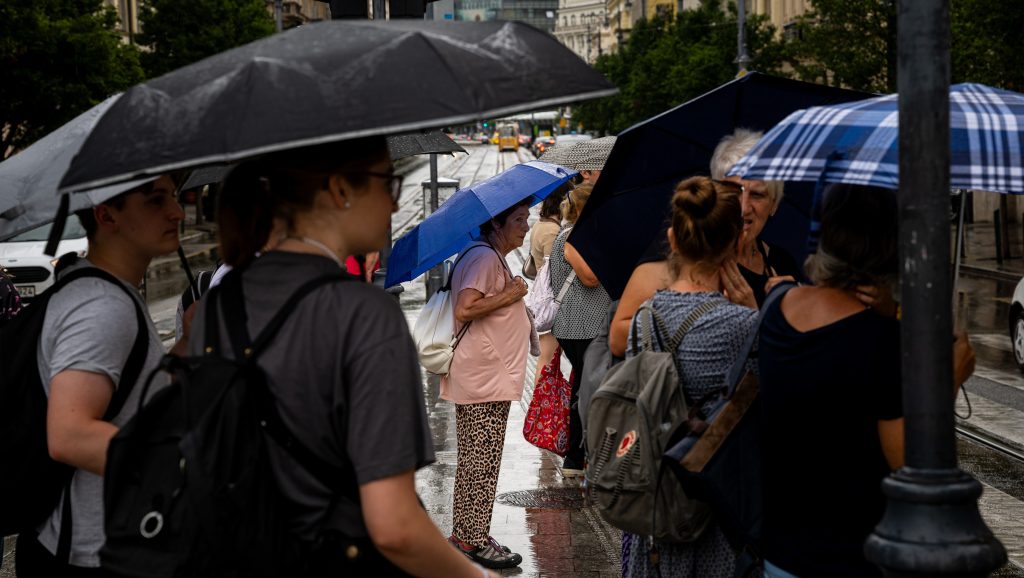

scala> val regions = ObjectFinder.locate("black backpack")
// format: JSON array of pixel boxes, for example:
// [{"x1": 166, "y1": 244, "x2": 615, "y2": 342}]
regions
[
  {"x1": 179, "y1": 268, "x2": 215, "y2": 313},
  {"x1": 101, "y1": 272, "x2": 360, "y2": 578},
  {"x1": 0, "y1": 267, "x2": 148, "y2": 544}
]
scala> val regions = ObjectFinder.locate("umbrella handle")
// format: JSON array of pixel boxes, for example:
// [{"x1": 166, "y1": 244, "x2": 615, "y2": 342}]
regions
[{"x1": 178, "y1": 246, "x2": 197, "y2": 298}]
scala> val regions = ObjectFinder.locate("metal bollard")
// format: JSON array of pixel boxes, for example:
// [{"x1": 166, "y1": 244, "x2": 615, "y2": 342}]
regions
[
  {"x1": 421, "y1": 176, "x2": 460, "y2": 298},
  {"x1": 994, "y1": 209, "x2": 1003, "y2": 264}
]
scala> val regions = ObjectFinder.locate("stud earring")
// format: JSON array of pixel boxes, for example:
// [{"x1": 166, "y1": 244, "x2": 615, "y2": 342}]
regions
[{"x1": 344, "y1": 201, "x2": 351, "y2": 209}]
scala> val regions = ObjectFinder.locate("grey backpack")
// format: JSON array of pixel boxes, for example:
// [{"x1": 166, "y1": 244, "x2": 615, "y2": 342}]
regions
[{"x1": 585, "y1": 299, "x2": 722, "y2": 543}]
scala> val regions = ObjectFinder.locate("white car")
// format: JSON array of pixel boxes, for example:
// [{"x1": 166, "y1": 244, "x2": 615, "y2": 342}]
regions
[{"x1": 0, "y1": 216, "x2": 89, "y2": 299}]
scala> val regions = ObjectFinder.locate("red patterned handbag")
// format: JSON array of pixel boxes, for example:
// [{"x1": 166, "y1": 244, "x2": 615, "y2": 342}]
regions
[{"x1": 523, "y1": 347, "x2": 572, "y2": 456}]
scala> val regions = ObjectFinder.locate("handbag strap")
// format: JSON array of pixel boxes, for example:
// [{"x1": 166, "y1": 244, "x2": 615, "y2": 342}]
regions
[
  {"x1": 552, "y1": 225, "x2": 577, "y2": 304},
  {"x1": 724, "y1": 281, "x2": 797, "y2": 394},
  {"x1": 554, "y1": 270, "x2": 576, "y2": 304}
]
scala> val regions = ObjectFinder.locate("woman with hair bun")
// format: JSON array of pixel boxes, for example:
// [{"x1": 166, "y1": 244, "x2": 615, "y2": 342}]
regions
[{"x1": 620, "y1": 176, "x2": 758, "y2": 578}]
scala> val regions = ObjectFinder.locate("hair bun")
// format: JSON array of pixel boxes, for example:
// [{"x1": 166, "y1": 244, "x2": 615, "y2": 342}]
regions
[{"x1": 673, "y1": 176, "x2": 717, "y2": 220}]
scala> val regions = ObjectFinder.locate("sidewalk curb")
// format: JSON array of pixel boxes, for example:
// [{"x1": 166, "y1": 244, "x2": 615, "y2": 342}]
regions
[{"x1": 148, "y1": 244, "x2": 219, "y2": 278}]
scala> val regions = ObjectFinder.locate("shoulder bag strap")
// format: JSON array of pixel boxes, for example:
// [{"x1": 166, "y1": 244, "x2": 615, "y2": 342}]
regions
[
  {"x1": 442, "y1": 242, "x2": 491, "y2": 291},
  {"x1": 553, "y1": 226, "x2": 578, "y2": 303},
  {"x1": 724, "y1": 281, "x2": 797, "y2": 394},
  {"x1": 555, "y1": 270, "x2": 576, "y2": 304}
]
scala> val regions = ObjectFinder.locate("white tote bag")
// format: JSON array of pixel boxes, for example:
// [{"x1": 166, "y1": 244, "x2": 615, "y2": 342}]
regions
[
  {"x1": 525, "y1": 256, "x2": 575, "y2": 333},
  {"x1": 413, "y1": 243, "x2": 490, "y2": 375}
]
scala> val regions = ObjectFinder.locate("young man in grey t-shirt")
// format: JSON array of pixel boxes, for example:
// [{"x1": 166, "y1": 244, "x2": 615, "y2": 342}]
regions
[{"x1": 17, "y1": 176, "x2": 186, "y2": 576}]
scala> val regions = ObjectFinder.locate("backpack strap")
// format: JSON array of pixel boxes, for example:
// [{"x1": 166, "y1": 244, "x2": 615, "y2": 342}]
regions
[
  {"x1": 54, "y1": 267, "x2": 150, "y2": 420},
  {"x1": 212, "y1": 272, "x2": 361, "y2": 503},
  {"x1": 49, "y1": 266, "x2": 150, "y2": 564},
  {"x1": 724, "y1": 281, "x2": 797, "y2": 395},
  {"x1": 637, "y1": 298, "x2": 723, "y2": 356}
]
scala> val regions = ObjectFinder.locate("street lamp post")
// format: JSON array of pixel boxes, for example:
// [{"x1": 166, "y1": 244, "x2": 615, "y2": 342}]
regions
[
  {"x1": 863, "y1": 0, "x2": 1006, "y2": 575},
  {"x1": 735, "y1": 0, "x2": 750, "y2": 74}
]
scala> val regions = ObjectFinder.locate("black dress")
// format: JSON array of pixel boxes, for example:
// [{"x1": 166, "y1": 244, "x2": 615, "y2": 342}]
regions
[{"x1": 738, "y1": 240, "x2": 801, "y2": 307}]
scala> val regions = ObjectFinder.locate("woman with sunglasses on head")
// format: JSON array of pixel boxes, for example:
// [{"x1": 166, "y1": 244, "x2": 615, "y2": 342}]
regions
[{"x1": 194, "y1": 137, "x2": 498, "y2": 578}]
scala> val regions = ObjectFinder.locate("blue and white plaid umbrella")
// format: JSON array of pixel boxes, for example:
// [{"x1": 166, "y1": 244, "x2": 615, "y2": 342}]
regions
[{"x1": 728, "y1": 83, "x2": 1024, "y2": 194}]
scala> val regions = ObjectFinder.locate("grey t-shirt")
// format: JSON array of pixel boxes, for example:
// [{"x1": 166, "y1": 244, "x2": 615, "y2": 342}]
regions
[
  {"x1": 187, "y1": 252, "x2": 435, "y2": 540},
  {"x1": 35, "y1": 259, "x2": 168, "y2": 567}
]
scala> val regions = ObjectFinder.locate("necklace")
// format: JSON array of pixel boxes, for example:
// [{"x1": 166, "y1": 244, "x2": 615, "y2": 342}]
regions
[{"x1": 287, "y1": 236, "x2": 344, "y2": 268}]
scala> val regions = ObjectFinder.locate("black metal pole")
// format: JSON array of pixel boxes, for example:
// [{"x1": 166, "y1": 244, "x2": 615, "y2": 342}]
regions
[
  {"x1": 735, "y1": 0, "x2": 750, "y2": 73},
  {"x1": 864, "y1": 0, "x2": 1006, "y2": 575},
  {"x1": 425, "y1": 154, "x2": 444, "y2": 297}
]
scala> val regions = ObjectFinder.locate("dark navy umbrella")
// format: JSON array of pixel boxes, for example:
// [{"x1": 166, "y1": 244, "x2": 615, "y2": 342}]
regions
[
  {"x1": 58, "y1": 20, "x2": 616, "y2": 193},
  {"x1": 569, "y1": 73, "x2": 869, "y2": 299},
  {"x1": 386, "y1": 160, "x2": 576, "y2": 287}
]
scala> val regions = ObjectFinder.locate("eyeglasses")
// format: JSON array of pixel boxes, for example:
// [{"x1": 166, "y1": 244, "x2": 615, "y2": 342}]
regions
[{"x1": 341, "y1": 171, "x2": 404, "y2": 202}]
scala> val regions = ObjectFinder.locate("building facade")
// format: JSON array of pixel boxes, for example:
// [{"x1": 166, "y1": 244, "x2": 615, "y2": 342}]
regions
[
  {"x1": 104, "y1": 0, "x2": 141, "y2": 43},
  {"x1": 748, "y1": 0, "x2": 811, "y2": 37},
  {"x1": 273, "y1": 0, "x2": 332, "y2": 28},
  {"x1": 553, "y1": 0, "x2": 607, "y2": 63}
]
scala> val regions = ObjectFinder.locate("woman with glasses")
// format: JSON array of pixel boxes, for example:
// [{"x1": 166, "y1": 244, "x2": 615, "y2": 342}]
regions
[{"x1": 194, "y1": 138, "x2": 499, "y2": 578}]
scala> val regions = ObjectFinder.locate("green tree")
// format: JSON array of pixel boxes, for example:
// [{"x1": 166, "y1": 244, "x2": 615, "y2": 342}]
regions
[
  {"x1": 951, "y1": 0, "x2": 1024, "y2": 91},
  {"x1": 788, "y1": 0, "x2": 1024, "y2": 94},
  {"x1": 138, "y1": 0, "x2": 275, "y2": 79},
  {"x1": 787, "y1": 0, "x2": 897, "y2": 94},
  {"x1": 576, "y1": 0, "x2": 787, "y2": 135},
  {"x1": 0, "y1": 0, "x2": 144, "y2": 158}
]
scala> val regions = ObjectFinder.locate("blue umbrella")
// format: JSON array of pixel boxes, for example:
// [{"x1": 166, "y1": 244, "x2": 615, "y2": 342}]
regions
[
  {"x1": 386, "y1": 160, "x2": 577, "y2": 287},
  {"x1": 728, "y1": 83, "x2": 1024, "y2": 194}
]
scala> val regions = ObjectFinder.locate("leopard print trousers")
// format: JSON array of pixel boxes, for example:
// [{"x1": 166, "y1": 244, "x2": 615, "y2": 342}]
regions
[{"x1": 451, "y1": 400, "x2": 511, "y2": 549}]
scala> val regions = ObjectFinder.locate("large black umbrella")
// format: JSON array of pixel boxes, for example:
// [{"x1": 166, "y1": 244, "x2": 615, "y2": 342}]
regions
[
  {"x1": 59, "y1": 20, "x2": 616, "y2": 193},
  {"x1": 569, "y1": 73, "x2": 868, "y2": 299}
]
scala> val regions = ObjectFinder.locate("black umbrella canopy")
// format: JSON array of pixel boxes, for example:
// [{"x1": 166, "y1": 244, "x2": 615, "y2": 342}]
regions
[
  {"x1": 570, "y1": 73, "x2": 869, "y2": 299},
  {"x1": 387, "y1": 130, "x2": 466, "y2": 161},
  {"x1": 59, "y1": 20, "x2": 616, "y2": 193}
]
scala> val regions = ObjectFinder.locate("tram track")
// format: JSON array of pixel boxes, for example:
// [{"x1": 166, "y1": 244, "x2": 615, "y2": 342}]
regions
[{"x1": 957, "y1": 425, "x2": 1024, "y2": 464}]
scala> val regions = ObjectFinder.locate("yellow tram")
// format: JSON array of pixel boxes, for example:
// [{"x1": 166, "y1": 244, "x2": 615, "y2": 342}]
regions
[{"x1": 497, "y1": 122, "x2": 520, "y2": 152}]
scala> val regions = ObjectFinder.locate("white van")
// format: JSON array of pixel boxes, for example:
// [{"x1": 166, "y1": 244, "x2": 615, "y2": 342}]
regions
[{"x1": 0, "y1": 216, "x2": 89, "y2": 299}]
